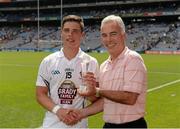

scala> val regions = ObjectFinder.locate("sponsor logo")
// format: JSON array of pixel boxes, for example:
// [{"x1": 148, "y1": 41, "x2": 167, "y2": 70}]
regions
[
  {"x1": 51, "y1": 70, "x2": 60, "y2": 75},
  {"x1": 58, "y1": 80, "x2": 77, "y2": 104}
]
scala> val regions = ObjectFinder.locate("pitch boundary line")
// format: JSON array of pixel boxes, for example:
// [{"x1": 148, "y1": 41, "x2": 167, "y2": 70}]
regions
[
  {"x1": 1, "y1": 63, "x2": 180, "y2": 74},
  {"x1": 0, "y1": 64, "x2": 37, "y2": 67},
  {"x1": 0, "y1": 64, "x2": 180, "y2": 92},
  {"x1": 148, "y1": 79, "x2": 180, "y2": 92},
  {"x1": 149, "y1": 71, "x2": 180, "y2": 75}
]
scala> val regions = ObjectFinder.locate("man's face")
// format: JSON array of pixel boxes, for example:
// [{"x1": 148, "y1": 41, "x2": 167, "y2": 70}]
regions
[
  {"x1": 100, "y1": 21, "x2": 125, "y2": 55},
  {"x1": 61, "y1": 21, "x2": 84, "y2": 50}
]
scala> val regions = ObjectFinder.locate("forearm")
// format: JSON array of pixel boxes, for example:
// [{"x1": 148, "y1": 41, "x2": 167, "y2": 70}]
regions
[
  {"x1": 36, "y1": 93, "x2": 56, "y2": 111},
  {"x1": 81, "y1": 98, "x2": 103, "y2": 118},
  {"x1": 87, "y1": 95, "x2": 99, "y2": 103},
  {"x1": 99, "y1": 90, "x2": 138, "y2": 105},
  {"x1": 36, "y1": 87, "x2": 56, "y2": 112}
]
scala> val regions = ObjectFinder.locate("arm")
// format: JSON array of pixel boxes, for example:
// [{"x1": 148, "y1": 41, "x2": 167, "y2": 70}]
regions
[
  {"x1": 36, "y1": 86, "x2": 55, "y2": 111},
  {"x1": 98, "y1": 90, "x2": 138, "y2": 105},
  {"x1": 81, "y1": 56, "x2": 146, "y2": 105},
  {"x1": 80, "y1": 98, "x2": 103, "y2": 119},
  {"x1": 78, "y1": 73, "x2": 138, "y2": 105},
  {"x1": 87, "y1": 96, "x2": 99, "y2": 103},
  {"x1": 87, "y1": 82, "x2": 100, "y2": 103},
  {"x1": 36, "y1": 86, "x2": 79, "y2": 125}
]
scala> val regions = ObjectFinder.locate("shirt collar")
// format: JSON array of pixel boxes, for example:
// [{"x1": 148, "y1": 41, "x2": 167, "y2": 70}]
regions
[
  {"x1": 58, "y1": 48, "x2": 84, "y2": 60},
  {"x1": 107, "y1": 47, "x2": 128, "y2": 64}
]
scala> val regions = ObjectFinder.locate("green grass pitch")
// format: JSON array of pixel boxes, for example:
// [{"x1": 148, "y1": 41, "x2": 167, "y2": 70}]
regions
[{"x1": 0, "y1": 51, "x2": 180, "y2": 128}]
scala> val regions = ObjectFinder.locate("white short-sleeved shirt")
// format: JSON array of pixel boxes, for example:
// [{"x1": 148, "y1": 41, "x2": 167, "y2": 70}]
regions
[{"x1": 36, "y1": 48, "x2": 99, "y2": 128}]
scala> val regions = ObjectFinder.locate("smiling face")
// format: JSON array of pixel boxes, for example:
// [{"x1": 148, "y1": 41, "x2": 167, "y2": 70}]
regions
[
  {"x1": 100, "y1": 20, "x2": 126, "y2": 59},
  {"x1": 61, "y1": 21, "x2": 84, "y2": 51}
]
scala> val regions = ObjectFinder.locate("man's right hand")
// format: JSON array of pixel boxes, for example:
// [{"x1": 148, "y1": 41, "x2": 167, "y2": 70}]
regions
[
  {"x1": 56, "y1": 108, "x2": 82, "y2": 126},
  {"x1": 78, "y1": 72, "x2": 97, "y2": 97}
]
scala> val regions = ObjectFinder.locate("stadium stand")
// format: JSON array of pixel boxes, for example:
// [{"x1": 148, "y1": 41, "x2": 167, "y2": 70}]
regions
[{"x1": 0, "y1": 0, "x2": 179, "y2": 52}]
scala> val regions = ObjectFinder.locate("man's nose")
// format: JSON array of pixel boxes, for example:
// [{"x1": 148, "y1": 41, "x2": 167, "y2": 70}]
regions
[
  {"x1": 106, "y1": 35, "x2": 112, "y2": 42},
  {"x1": 68, "y1": 30, "x2": 73, "y2": 35}
]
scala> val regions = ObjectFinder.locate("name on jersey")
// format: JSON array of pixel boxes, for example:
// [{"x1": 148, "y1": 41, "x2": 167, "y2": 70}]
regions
[{"x1": 65, "y1": 68, "x2": 74, "y2": 72}]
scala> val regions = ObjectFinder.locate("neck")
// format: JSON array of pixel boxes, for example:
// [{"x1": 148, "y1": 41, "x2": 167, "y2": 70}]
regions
[
  {"x1": 63, "y1": 47, "x2": 79, "y2": 60},
  {"x1": 110, "y1": 46, "x2": 125, "y2": 61}
]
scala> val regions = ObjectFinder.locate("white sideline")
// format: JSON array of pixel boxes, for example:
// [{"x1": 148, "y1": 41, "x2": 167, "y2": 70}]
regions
[
  {"x1": 149, "y1": 71, "x2": 180, "y2": 75},
  {"x1": 1, "y1": 63, "x2": 180, "y2": 74},
  {"x1": 0, "y1": 63, "x2": 180, "y2": 93},
  {"x1": 0, "y1": 64, "x2": 36, "y2": 67},
  {"x1": 148, "y1": 79, "x2": 180, "y2": 92}
]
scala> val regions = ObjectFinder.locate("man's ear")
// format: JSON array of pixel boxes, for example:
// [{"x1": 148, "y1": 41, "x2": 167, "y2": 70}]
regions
[
  {"x1": 122, "y1": 32, "x2": 127, "y2": 41},
  {"x1": 81, "y1": 32, "x2": 85, "y2": 40},
  {"x1": 82, "y1": 31, "x2": 85, "y2": 38}
]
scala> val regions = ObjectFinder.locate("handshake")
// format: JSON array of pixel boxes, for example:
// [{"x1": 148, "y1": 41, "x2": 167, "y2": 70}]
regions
[{"x1": 56, "y1": 108, "x2": 85, "y2": 126}]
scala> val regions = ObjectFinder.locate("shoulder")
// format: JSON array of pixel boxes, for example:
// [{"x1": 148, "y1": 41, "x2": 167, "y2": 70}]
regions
[
  {"x1": 126, "y1": 48, "x2": 143, "y2": 62},
  {"x1": 100, "y1": 59, "x2": 108, "y2": 70},
  {"x1": 81, "y1": 51, "x2": 98, "y2": 63},
  {"x1": 41, "y1": 51, "x2": 60, "y2": 64},
  {"x1": 125, "y1": 49, "x2": 146, "y2": 70}
]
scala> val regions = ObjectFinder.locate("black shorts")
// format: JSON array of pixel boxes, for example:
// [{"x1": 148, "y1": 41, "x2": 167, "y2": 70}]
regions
[{"x1": 103, "y1": 117, "x2": 147, "y2": 128}]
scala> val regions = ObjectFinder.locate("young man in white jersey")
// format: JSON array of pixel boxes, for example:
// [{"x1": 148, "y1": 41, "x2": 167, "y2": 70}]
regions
[{"x1": 36, "y1": 15, "x2": 99, "y2": 128}]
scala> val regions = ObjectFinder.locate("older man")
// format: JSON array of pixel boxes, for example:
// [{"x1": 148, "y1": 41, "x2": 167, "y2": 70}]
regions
[{"x1": 79, "y1": 15, "x2": 148, "y2": 128}]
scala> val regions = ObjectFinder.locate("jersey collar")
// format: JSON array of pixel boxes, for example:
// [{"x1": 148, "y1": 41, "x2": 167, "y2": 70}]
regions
[{"x1": 58, "y1": 48, "x2": 84, "y2": 60}]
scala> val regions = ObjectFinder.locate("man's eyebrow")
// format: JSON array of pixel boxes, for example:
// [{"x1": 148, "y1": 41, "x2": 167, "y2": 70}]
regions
[
  {"x1": 63, "y1": 28, "x2": 80, "y2": 31},
  {"x1": 64, "y1": 27, "x2": 80, "y2": 29},
  {"x1": 72, "y1": 28, "x2": 81, "y2": 31},
  {"x1": 101, "y1": 33, "x2": 106, "y2": 36},
  {"x1": 101, "y1": 31, "x2": 118, "y2": 35},
  {"x1": 110, "y1": 31, "x2": 118, "y2": 34},
  {"x1": 63, "y1": 27, "x2": 69, "y2": 30}
]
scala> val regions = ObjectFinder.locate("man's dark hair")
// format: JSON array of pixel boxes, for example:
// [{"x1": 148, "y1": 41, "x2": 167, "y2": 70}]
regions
[{"x1": 62, "y1": 15, "x2": 84, "y2": 32}]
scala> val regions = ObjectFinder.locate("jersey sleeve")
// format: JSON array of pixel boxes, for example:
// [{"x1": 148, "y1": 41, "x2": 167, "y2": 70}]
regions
[{"x1": 36, "y1": 58, "x2": 50, "y2": 87}]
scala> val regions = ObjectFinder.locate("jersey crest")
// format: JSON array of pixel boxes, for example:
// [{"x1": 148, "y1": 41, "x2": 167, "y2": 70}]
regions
[{"x1": 58, "y1": 80, "x2": 77, "y2": 104}]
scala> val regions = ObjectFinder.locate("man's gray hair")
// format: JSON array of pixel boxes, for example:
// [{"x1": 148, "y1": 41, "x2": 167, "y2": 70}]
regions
[{"x1": 101, "y1": 15, "x2": 125, "y2": 34}]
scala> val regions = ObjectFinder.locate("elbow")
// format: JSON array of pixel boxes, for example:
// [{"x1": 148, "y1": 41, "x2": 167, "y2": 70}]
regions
[
  {"x1": 121, "y1": 99, "x2": 136, "y2": 105},
  {"x1": 36, "y1": 93, "x2": 41, "y2": 104},
  {"x1": 122, "y1": 96, "x2": 137, "y2": 105},
  {"x1": 125, "y1": 96, "x2": 137, "y2": 105},
  {"x1": 36, "y1": 86, "x2": 48, "y2": 104},
  {"x1": 126, "y1": 99, "x2": 136, "y2": 105},
  {"x1": 36, "y1": 90, "x2": 44, "y2": 104},
  {"x1": 124, "y1": 92, "x2": 138, "y2": 105}
]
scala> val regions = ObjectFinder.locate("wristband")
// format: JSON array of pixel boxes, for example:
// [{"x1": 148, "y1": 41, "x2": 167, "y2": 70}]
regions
[
  {"x1": 95, "y1": 87, "x2": 100, "y2": 97},
  {"x1": 52, "y1": 105, "x2": 61, "y2": 114}
]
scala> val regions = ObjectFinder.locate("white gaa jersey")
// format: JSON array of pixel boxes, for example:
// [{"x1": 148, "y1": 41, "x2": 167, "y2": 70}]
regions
[{"x1": 36, "y1": 48, "x2": 99, "y2": 128}]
